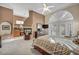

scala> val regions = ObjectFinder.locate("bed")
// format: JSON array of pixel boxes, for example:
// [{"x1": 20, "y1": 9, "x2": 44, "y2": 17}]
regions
[{"x1": 33, "y1": 35, "x2": 70, "y2": 55}]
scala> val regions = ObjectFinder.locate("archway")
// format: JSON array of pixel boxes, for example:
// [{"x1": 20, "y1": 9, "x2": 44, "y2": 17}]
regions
[
  {"x1": 49, "y1": 10, "x2": 74, "y2": 38},
  {"x1": 0, "y1": 21, "x2": 12, "y2": 35}
]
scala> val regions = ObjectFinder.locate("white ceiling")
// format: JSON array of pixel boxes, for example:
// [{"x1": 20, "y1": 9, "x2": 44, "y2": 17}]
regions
[{"x1": 0, "y1": 3, "x2": 76, "y2": 18}]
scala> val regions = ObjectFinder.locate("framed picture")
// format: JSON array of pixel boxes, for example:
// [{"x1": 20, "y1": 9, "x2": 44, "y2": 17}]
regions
[{"x1": 2, "y1": 25, "x2": 10, "y2": 30}]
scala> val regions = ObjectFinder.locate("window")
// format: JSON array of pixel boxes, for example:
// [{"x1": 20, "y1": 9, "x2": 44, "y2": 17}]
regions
[
  {"x1": 16, "y1": 20, "x2": 24, "y2": 25},
  {"x1": 49, "y1": 10, "x2": 74, "y2": 38}
]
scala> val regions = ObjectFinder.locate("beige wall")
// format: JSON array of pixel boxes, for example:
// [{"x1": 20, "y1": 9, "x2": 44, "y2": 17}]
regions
[
  {"x1": 0, "y1": 6, "x2": 13, "y2": 24},
  {"x1": 65, "y1": 5, "x2": 79, "y2": 34},
  {"x1": 45, "y1": 14, "x2": 51, "y2": 24},
  {"x1": 24, "y1": 10, "x2": 45, "y2": 38},
  {"x1": 0, "y1": 6, "x2": 13, "y2": 35},
  {"x1": 0, "y1": 6, "x2": 25, "y2": 36},
  {"x1": 24, "y1": 17, "x2": 32, "y2": 27},
  {"x1": 24, "y1": 11, "x2": 33, "y2": 27},
  {"x1": 24, "y1": 10, "x2": 45, "y2": 30},
  {"x1": 24, "y1": 11, "x2": 45, "y2": 29},
  {"x1": 32, "y1": 11, "x2": 45, "y2": 38},
  {"x1": 13, "y1": 15, "x2": 25, "y2": 26},
  {"x1": 32, "y1": 11, "x2": 45, "y2": 31}
]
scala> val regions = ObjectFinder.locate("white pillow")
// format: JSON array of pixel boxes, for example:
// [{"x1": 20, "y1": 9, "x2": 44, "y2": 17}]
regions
[{"x1": 49, "y1": 38, "x2": 56, "y2": 43}]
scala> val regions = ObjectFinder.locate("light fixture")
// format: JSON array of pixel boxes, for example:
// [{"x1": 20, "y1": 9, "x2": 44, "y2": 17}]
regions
[
  {"x1": 16, "y1": 20, "x2": 24, "y2": 25},
  {"x1": 42, "y1": 3, "x2": 55, "y2": 14}
]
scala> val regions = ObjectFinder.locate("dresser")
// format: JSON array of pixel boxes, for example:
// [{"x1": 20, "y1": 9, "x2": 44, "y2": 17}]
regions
[
  {"x1": 24, "y1": 35, "x2": 30, "y2": 40},
  {"x1": 13, "y1": 28, "x2": 21, "y2": 37}
]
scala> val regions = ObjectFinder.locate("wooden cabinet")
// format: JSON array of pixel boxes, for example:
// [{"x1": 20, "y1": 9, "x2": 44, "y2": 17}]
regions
[
  {"x1": 13, "y1": 28, "x2": 21, "y2": 37},
  {"x1": 20, "y1": 32, "x2": 24, "y2": 36}
]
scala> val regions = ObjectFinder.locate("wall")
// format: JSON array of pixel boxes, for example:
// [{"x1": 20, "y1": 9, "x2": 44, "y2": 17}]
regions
[
  {"x1": 64, "y1": 5, "x2": 79, "y2": 35},
  {"x1": 12, "y1": 15, "x2": 25, "y2": 36},
  {"x1": 0, "y1": 6, "x2": 13, "y2": 35},
  {"x1": 24, "y1": 11, "x2": 33, "y2": 27},
  {"x1": 0, "y1": 6, "x2": 13, "y2": 23},
  {"x1": 24, "y1": 10, "x2": 45, "y2": 38},
  {"x1": 24, "y1": 17, "x2": 32, "y2": 27},
  {"x1": 24, "y1": 10, "x2": 45, "y2": 30},
  {"x1": 45, "y1": 14, "x2": 51, "y2": 24},
  {"x1": 32, "y1": 11, "x2": 45, "y2": 32},
  {"x1": 13, "y1": 15, "x2": 25, "y2": 26}
]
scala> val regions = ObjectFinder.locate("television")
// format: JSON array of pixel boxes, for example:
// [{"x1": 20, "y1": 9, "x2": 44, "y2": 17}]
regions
[{"x1": 42, "y1": 24, "x2": 48, "y2": 29}]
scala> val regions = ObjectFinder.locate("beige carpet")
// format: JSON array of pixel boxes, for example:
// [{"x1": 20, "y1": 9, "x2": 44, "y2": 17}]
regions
[{"x1": 0, "y1": 36, "x2": 41, "y2": 55}]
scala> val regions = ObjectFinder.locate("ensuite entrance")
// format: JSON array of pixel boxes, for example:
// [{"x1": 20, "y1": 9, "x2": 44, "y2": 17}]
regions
[{"x1": 49, "y1": 10, "x2": 74, "y2": 38}]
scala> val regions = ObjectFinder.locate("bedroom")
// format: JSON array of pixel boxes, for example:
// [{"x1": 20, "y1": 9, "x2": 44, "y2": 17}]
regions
[{"x1": 0, "y1": 3, "x2": 79, "y2": 55}]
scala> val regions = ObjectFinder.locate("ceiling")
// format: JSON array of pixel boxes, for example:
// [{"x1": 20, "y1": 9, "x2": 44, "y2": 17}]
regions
[{"x1": 0, "y1": 3, "x2": 76, "y2": 18}]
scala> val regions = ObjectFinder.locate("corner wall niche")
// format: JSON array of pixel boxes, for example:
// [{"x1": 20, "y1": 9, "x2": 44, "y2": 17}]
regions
[
  {"x1": 49, "y1": 10, "x2": 74, "y2": 38},
  {"x1": 0, "y1": 22, "x2": 12, "y2": 35}
]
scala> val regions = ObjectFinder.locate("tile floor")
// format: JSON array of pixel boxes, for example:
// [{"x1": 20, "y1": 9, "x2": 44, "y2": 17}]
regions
[{"x1": 0, "y1": 36, "x2": 41, "y2": 55}]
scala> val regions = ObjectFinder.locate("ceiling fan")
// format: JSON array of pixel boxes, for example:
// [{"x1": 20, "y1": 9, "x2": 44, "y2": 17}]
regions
[{"x1": 40, "y1": 3, "x2": 55, "y2": 14}]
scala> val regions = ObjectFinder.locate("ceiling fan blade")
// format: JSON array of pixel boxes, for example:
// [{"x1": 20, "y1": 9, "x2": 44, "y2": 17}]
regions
[
  {"x1": 35, "y1": 8, "x2": 43, "y2": 12},
  {"x1": 43, "y1": 3, "x2": 47, "y2": 8},
  {"x1": 48, "y1": 6, "x2": 55, "y2": 9},
  {"x1": 42, "y1": 9, "x2": 51, "y2": 15},
  {"x1": 48, "y1": 9, "x2": 51, "y2": 13}
]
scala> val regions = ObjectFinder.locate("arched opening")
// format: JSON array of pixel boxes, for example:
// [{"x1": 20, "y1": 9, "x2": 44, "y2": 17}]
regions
[
  {"x1": 49, "y1": 10, "x2": 74, "y2": 38},
  {"x1": 0, "y1": 21, "x2": 12, "y2": 35}
]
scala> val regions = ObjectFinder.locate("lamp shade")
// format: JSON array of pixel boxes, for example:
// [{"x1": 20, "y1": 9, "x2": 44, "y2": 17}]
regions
[{"x1": 42, "y1": 24, "x2": 48, "y2": 29}]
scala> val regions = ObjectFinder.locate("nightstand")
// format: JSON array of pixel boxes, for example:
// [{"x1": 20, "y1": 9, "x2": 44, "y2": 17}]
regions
[{"x1": 24, "y1": 35, "x2": 30, "y2": 40}]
